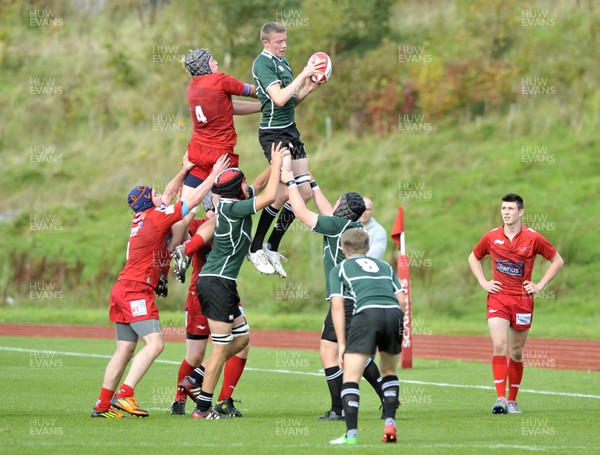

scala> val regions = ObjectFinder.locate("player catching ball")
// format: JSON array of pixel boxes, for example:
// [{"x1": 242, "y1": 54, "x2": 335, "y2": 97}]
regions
[{"x1": 247, "y1": 21, "x2": 321, "y2": 278}]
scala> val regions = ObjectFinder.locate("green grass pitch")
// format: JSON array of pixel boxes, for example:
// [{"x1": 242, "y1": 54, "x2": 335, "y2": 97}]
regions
[{"x1": 1, "y1": 336, "x2": 599, "y2": 454}]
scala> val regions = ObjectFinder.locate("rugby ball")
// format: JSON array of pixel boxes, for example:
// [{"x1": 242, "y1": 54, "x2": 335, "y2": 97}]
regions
[{"x1": 309, "y1": 52, "x2": 332, "y2": 84}]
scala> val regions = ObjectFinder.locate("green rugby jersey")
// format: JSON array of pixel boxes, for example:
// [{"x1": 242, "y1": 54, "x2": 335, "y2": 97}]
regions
[
  {"x1": 312, "y1": 215, "x2": 361, "y2": 298},
  {"x1": 252, "y1": 50, "x2": 296, "y2": 129},
  {"x1": 200, "y1": 187, "x2": 256, "y2": 280},
  {"x1": 329, "y1": 256, "x2": 404, "y2": 314}
]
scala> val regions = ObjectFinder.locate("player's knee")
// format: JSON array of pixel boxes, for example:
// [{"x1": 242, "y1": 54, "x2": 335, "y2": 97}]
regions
[
  {"x1": 239, "y1": 344, "x2": 250, "y2": 357},
  {"x1": 509, "y1": 347, "x2": 524, "y2": 362},
  {"x1": 492, "y1": 339, "x2": 508, "y2": 355},
  {"x1": 148, "y1": 338, "x2": 164, "y2": 357},
  {"x1": 232, "y1": 322, "x2": 250, "y2": 348},
  {"x1": 186, "y1": 349, "x2": 206, "y2": 366},
  {"x1": 295, "y1": 174, "x2": 312, "y2": 201},
  {"x1": 116, "y1": 343, "x2": 136, "y2": 359}
]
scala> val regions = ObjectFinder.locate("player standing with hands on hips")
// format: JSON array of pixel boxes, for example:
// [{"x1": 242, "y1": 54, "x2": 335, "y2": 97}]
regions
[
  {"x1": 247, "y1": 21, "x2": 321, "y2": 278},
  {"x1": 468, "y1": 193, "x2": 564, "y2": 414}
]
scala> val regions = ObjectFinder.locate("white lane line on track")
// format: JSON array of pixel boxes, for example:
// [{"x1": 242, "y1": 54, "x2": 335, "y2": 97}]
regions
[{"x1": 2, "y1": 346, "x2": 599, "y2": 400}]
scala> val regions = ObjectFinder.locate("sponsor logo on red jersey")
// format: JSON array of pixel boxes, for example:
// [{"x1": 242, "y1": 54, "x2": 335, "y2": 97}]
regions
[{"x1": 495, "y1": 259, "x2": 525, "y2": 277}]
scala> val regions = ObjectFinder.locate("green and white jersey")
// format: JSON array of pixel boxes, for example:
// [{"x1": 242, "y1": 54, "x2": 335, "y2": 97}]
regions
[
  {"x1": 329, "y1": 256, "x2": 404, "y2": 314},
  {"x1": 200, "y1": 187, "x2": 256, "y2": 280},
  {"x1": 312, "y1": 215, "x2": 361, "y2": 298},
  {"x1": 252, "y1": 50, "x2": 296, "y2": 129}
]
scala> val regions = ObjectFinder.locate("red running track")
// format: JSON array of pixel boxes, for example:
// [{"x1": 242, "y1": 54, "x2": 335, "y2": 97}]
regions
[{"x1": 1, "y1": 323, "x2": 598, "y2": 372}]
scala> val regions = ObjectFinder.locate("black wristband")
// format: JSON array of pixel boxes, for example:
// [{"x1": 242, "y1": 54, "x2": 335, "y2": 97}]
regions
[
  {"x1": 310, "y1": 180, "x2": 318, "y2": 189},
  {"x1": 287, "y1": 179, "x2": 297, "y2": 187}
]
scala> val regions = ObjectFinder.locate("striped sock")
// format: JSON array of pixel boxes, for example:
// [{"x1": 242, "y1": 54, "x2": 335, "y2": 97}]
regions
[
  {"x1": 381, "y1": 375, "x2": 400, "y2": 421},
  {"x1": 324, "y1": 366, "x2": 344, "y2": 414},
  {"x1": 341, "y1": 382, "x2": 360, "y2": 436},
  {"x1": 197, "y1": 391, "x2": 213, "y2": 412},
  {"x1": 190, "y1": 365, "x2": 205, "y2": 386}
]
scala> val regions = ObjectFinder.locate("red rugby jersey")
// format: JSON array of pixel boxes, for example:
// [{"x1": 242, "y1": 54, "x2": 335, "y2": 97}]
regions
[
  {"x1": 472, "y1": 225, "x2": 557, "y2": 295},
  {"x1": 118, "y1": 202, "x2": 183, "y2": 288},
  {"x1": 187, "y1": 72, "x2": 247, "y2": 149}
]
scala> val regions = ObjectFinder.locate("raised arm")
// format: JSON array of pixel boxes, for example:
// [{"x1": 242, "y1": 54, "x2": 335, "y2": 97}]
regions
[
  {"x1": 281, "y1": 165, "x2": 319, "y2": 228},
  {"x1": 233, "y1": 99, "x2": 261, "y2": 115},
  {"x1": 266, "y1": 60, "x2": 319, "y2": 107},
  {"x1": 183, "y1": 154, "x2": 230, "y2": 211},
  {"x1": 254, "y1": 143, "x2": 286, "y2": 211},
  {"x1": 294, "y1": 78, "x2": 319, "y2": 106},
  {"x1": 250, "y1": 166, "x2": 273, "y2": 195},
  {"x1": 161, "y1": 152, "x2": 195, "y2": 205},
  {"x1": 310, "y1": 178, "x2": 333, "y2": 215}
]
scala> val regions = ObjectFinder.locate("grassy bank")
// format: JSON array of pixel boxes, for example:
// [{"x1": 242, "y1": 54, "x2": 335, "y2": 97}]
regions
[{"x1": 1, "y1": 1, "x2": 598, "y2": 339}]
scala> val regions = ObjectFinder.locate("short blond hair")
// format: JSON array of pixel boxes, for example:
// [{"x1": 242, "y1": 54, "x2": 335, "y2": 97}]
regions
[
  {"x1": 261, "y1": 21, "x2": 287, "y2": 41},
  {"x1": 341, "y1": 228, "x2": 369, "y2": 256}
]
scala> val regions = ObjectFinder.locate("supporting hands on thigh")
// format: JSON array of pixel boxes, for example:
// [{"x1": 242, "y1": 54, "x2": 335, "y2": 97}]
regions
[
  {"x1": 212, "y1": 154, "x2": 231, "y2": 176},
  {"x1": 181, "y1": 151, "x2": 194, "y2": 171},
  {"x1": 269, "y1": 141, "x2": 288, "y2": 173},
  {"x1": 278, "y1": 145, "x2": 294, "y2": 183}
]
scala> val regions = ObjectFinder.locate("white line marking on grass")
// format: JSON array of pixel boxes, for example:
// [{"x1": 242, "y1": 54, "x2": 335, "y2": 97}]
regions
[
  {"x1": 403, "y1": 379, "x2": 600, "y2": 400},
  {"x1": 2, "y1": 346, "x2": 599, "y2": 400},
  {"x1": 12, "y1": 441, "x2": 600, "y2": 451},
  {"x1": 400, "y1": 444, "x2": 598, "y2": 452}
]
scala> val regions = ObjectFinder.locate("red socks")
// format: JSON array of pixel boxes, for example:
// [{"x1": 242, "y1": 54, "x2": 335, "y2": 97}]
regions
[
  {"x1": 508, "y1": 359, "x2": 524, "y2": 401},
  {"x1": 492, "y1": 355, "x2": 508, "y2": 398},
  {"x1": 218, "y1": 355, "x2": 247, "y2": 401},
  {"x1": 95, "y1": 387, "x2": 114, "y2": 411},
  {"x1": 176, "y1": 359, "x2": 196, "y2": 402},
  {"x1": 115, "y1": 383, "x2": 134, "y2": 399}
]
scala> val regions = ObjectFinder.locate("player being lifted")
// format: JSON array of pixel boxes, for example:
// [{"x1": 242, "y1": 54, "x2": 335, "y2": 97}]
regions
[
  {"x1": 247, "y1": 21, "x2": 321, "y2": 278},
  {"x1": 170, "y1": 48, "x2": 261, "y2": 247}
]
